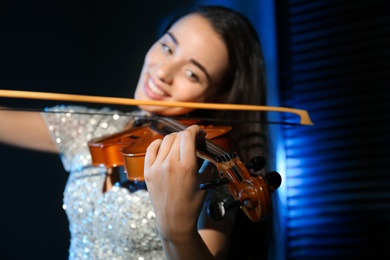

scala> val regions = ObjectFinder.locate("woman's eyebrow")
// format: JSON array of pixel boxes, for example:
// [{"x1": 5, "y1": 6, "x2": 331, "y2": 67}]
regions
[
  {"x1": 167, "y1": 32, "x2": 178, "y2": 45},
  {"x1": 190, "y1": 59, "x2": 211, "y2": 82},
  {"x1": 167, "y1": 32, "x2": 211, "y2": 82}
]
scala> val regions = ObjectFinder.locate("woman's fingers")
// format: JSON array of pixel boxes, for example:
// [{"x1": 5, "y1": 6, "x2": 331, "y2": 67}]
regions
[
  {"x1": 145, "y1": 125, "x2": 206, "y2": 169},
  {"x1": 144, "y1": 133, "x2": 177, "y2": 176}
]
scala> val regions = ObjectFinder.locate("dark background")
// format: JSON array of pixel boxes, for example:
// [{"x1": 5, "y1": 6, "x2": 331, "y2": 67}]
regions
[{"x1": 0, "y1": 1, "x2": 195, "y2": 259}]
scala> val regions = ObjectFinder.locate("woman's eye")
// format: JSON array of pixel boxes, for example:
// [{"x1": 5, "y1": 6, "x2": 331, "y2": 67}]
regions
[
  {"x1": 160, "y1": 42, "x2": 173, "y2": 54},
  {"x1": 185, "y1": 69, "x2": 200, "y2": 82}
]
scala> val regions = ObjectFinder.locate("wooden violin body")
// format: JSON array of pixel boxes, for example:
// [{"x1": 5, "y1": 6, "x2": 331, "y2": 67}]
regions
[
  {"x1": 88, "y1": 116, "x2": 280, "y2": 222},
  {"x1": 88, "y1": 118, "x2": 232, "y2": 181}
]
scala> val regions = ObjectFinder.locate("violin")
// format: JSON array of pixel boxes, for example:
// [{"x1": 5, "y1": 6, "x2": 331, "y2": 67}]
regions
[
  {"x1": 88, "y1": 116, "x2": 281, "y2": 222},
  {"x1": 1, "y1": 89, "x2": 305, "y2": 221}
]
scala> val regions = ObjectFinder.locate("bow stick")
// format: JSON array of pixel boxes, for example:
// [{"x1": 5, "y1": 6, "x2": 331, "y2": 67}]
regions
[{"x1": 0, "y1": 89, "x2": 314, "y2": 125}]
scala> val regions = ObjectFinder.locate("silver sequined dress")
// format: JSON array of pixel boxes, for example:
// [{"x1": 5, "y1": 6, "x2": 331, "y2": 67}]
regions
[{"x1": 42, "y1": 106, "x2": 163, "y2": 260}]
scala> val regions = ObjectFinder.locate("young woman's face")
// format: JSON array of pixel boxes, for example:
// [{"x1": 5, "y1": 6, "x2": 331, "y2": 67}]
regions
[{"x1": 134, "y1": 13, "x2": 229, "y2": 116}]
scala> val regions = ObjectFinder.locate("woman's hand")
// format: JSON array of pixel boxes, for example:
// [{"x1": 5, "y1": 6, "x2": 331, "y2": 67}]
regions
[{"x1": 144, "y1": 125, "x2": 207, "y2": 243}]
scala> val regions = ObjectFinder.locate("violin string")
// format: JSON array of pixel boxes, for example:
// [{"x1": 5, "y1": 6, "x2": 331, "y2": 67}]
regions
[
  {"x1": 157, "y1": 118, "x2": 228, "y2": 160},
  {"x1": 0, "y1": 107, "x2": 301, "y2": 126},
  {"x1": 164, "y1": 118, "x2": 224, "y2": 153},
  {"x1": 158, "y1": 117, "x2": 185, "y2": 132}
]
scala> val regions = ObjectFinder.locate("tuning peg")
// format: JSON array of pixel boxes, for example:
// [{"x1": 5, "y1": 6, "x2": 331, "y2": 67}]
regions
[
  {"x1": 245, "y1": 156, "x2": 266, "y2": 172},
  {"x1": 207, "y1": 200, "x2": 242, "y2": 221},
  {"x1": 265, "y1": 171, "x2": 282, "y2": 191},
  {"x1": 199, "y1": 177, "x2": 229, "y2": 190}
]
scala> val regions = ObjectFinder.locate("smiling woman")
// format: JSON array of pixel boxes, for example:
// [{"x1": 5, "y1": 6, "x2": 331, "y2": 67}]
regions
[
  {"x1": 0, "y1": 3, "x2": 272, "y2": 260},
  {"x1": 134, "y1": 14, "x2": 229, "y2": 115}
]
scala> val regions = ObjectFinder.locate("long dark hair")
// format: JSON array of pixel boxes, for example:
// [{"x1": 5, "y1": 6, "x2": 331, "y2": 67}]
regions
[
  {"x1": 164, "y1": 6, "x2": 271, "y2": 260},
  {"x1": 165, "y1": 5, "x2": 267, "y2": 164}
]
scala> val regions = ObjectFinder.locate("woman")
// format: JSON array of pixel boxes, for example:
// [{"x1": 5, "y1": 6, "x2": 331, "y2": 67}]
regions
[{"x1": 0, "y1": 5, "x2": 267, "y2": 259}]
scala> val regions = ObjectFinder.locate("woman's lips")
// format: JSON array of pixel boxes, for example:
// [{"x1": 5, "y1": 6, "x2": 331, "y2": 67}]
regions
[{"x1": 144, "y1": 76, "x2": 167, "y2": 100}]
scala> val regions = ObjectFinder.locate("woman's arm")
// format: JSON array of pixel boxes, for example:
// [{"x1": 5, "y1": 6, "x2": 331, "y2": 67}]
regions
[
  {"x1": 0, "y1": 109, "x2": 58, "y2": 153},
  {"x1": 144, "y1": 125, "x2": 232, "y2": 259}
]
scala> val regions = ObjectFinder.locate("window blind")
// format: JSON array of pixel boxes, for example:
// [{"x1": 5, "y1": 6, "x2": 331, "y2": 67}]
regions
[{"x1": 275, "y1": 0, "x2": 390, "y2": 258}]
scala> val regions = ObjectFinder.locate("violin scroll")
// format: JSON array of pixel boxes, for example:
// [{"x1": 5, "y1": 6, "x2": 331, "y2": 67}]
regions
[{"x1": 201, "y1": 155, "x2": 281, "y2": 222}]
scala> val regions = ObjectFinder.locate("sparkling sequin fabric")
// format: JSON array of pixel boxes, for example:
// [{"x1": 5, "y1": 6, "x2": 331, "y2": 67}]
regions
[{"x1": 42, "y1": 106, "x2": 163, "y2": 260}]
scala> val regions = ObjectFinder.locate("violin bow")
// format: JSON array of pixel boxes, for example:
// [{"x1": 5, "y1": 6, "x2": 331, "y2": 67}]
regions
[{"x1": 0, "y1": 89, "x2": 314, "y2": 125}]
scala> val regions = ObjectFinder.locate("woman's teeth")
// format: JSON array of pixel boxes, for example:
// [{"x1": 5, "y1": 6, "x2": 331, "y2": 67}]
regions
[{"x1": 148, "y1": 78, "x2": 165, "y2": 96}]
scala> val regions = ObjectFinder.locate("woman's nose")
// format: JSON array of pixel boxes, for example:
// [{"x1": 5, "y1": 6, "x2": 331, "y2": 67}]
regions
[{"x1": 156, "y1": 61, "x2": 176, "y2": 85}]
